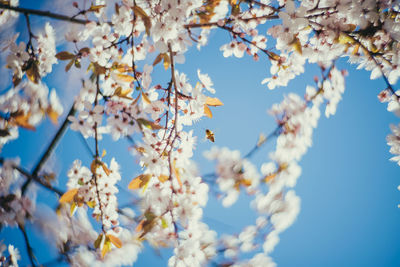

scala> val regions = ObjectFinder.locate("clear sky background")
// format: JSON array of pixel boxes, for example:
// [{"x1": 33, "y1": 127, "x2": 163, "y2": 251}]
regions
[{"x1": 1, "y1": 1, "x2": 400, "y2": 266}]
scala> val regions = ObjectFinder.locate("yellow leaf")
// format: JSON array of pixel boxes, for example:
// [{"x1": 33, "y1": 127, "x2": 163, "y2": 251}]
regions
[
  {"x1": 264, "y1": 173, "x2": 277, "y2": 183},
  {"x1": 101, "y1": 240, "x2": 111, "y2": 258},
  {"x1": 101, "y1": 162, "x2": 111, "y2": 176},
  {"x1": 89, "y1": 4, "x2": 106, "y2": 11},
  {"x1": 152, "y1": 53, "x2": 163, "y2": 67},
  {"x1": 142, "y1": 91, "x2": 151, "y2": 105},
  {"x1": 128, "y1": 177, "x2": 141, "y2": 190},
  {"x1": 101, "y1": 149, "x2": 107, "y2": 158},
  {"x1": 59, "y1": 188, "x2": 78, "y2": 203},
  {"x1": 205, "y1": 97, "x2": 223, "y2": 106},
  {"x1": 128, "y1": 174, "x2": 151, "y2": 190},
  {"x1": 46, "y1": 107, "x2": 59, "y2": 125},
  {"x1": 114, "y1": 63, "x2": 133, "y2": 73},
  {"x1": 352, "y1": 43, "x2": 360, "y2": 55},
  {"x1": 135, "y1": 219, "x2": 145, "y2": 232},
  {"x1": 115, "y1": 73, "x2": 135, "y2": 83},
  {"x1": 26, "y1": 61, "x2": 40, "y2": 84},
  {"x1": 204, "y1": 104, "x2": 212, "y2": 118},
  {"x1": 337, "y1": 33, "x2": 355, "y2": 45},
  {"x1": 90, "y1": 159, "x2": 98, "y2": 174},
  {"x1": 240, "y1": 179, "x2": 252, "y2": 187},
  {"x1": 13, "y1": 112, "x2": 36, "y2": 130},
  {"x1": 158, "y1": 174, "x2": 169, "y2": 183},
  {"x1": 70, "y1": 202, "x2": 77, "y2": 216},
  {"x1": 163, "y1": 54, "x2": 170, "y2": 70},
  {"x1": 172, "y1": 160, "x2": 183, "y2": 188},
  {"x1": 86, "y1": 200, "x2": 96, "y2": 208},
  {"x1": 134, "y1": 6, "x2": 151, "y2": 35},
  {"x1": 107, "y1": 234, "x2": 122, "y2": 248},
  {"x1": 291, "y1": 37, "x2": 302, "y2": 55}
]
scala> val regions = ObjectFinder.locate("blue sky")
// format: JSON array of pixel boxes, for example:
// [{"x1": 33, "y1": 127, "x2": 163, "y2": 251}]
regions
[{"x1": 1, "y1": 1, "x2": 400, "y2": 266}]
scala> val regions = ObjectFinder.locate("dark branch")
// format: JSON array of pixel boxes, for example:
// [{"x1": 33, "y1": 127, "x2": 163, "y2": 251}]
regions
[
  {"x1": 21, "y1": 104, "x2": 75, "y2": 195},
  {"x1": 0, "y1": 4, "x2": 90, "y2": 24}
]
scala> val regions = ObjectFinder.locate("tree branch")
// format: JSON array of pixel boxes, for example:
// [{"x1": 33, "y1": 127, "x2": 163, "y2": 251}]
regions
[
  {"x1": 18, "y1": 223, "x2": 37, "y2": 267},
  {"x1": 21, "y1": 104, "x2": 75, "y2": 195},
  {"x1": 0, "y1": 3, "x2": 90, "y2": 24}
]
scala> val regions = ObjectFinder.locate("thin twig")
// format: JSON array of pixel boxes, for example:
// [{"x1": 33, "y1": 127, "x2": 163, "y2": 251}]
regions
[{"x1": 0, "y1": 3, "x2": 90, "y2": 24}]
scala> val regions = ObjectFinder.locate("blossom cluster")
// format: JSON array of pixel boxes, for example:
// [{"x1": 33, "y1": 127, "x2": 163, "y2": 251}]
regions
[{"x1": 0, "y1": 0, "x2": 400, "y2": 266}]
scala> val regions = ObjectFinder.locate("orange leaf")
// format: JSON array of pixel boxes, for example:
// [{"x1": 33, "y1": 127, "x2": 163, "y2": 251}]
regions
[
  {"x1": 264, "y1": 173, "x2": 277, "y2": 183},
  {"x1": 128, "y1": 174, "x2": 151, "y2": 190},
  {"x1": 172, "y1": 160, "x2": 182, "y2": 188},
  {"x1": 59, "y1": 188, "x2": 78, "y2": 203},
  {"x1": 141, "y1": 91, "x2": 151, "y2": 105},
  {"x1": 107, "y1": 234, "x2": 122, "y2": 248},
  {"x1": 115, "y1": 73, "x2": 135, "y2": 83},
  {"x1": 101, "y1": 162, "x2": 111, "y2": 176},
  {"x1": 13, "y1": 113, "x2": 36, "y2": 130},
  {"x1": 158, "y1": 174, "x2": 169, "y2": 183},
  {"x1": 128, "y1": 177, "x2": 141, "y2": 190},
  {"x1": 162, "y1": 54, "x2": 170, "y2": 70},
  {"x1": 152, "y1": 53, "x2": 163, "y2": 67},
  {"x1": 205, "y1": 97, "x2": 223, "y2": 106},
  {"x1": 46, "y1": 107, "x2": 59, "y2": 125},
  {"x1": 101, "y1": 240, "x2": 111, "y2": 258},
  {"x1": 204, "y1": 104, "x2": 212, "y2": 118},
  {"x1": 135, "y1": 219, "x2": 145, "y2": 232}
]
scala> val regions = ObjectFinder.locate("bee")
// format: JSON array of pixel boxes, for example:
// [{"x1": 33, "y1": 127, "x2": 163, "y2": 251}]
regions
[{"x1": 205, "y1": 129, "x2": 215, "y2": 142}]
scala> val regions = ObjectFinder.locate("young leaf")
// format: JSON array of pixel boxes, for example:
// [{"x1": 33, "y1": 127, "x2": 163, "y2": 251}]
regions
[
  {"x1": 204, "y1": 104, "x2": 212, "y2": 118},
  {"x1": 101, "y1": 239, "x2": 111, "y2": 258},
  {"x1": 59, "y1": 188, "x2": 78, "y2": 203},
  {"x1": 141, "y1": 91, "x2": 151, "y2": 105},
  {"x1": 128, "y1": 174, "x2": 151, "y2": 190},
  {"x1": 163, "y1": 53, "x2": 170, "y2": 70},
  {"x1": 172, "y1": 160, "x2": 183, "y2": 188},
  {"x1": 13, "y1": 112, "x2": 36, "y2": 130},
  {"x1": 101, "y1": 162, "x2": 111, "y2": 176},
  {"x1": 158, "y1": 174, "x2": 169, "y2": 183},
  {"x1": 152, "y1": 53, "x2": 163, "y2": 67},
  {"x1": 26, "y1": 62, "x2": 40, "y2": 84},
  {"x1": 291, "y1": 37, "x2": 302, "y2": 55},
  {"x1": 205, "y1": 97, "x2": 224, "y2": 106},
  {"x1": 55, "y1": 51, "x2": 75, "y2": 60},
  {"x1": 94, "y1": 234, "x2": 103, "y2": 249},
  {"x1": 65, "y1": 58, "x2": 75, "y2": 72},
  {"x1": 137, "y1": 118, "x2": 163, "y2": 130},
  {"x1": 107, "y1": 234, "x2": 122, "y2": 248},
  {"x1": 70, "y1": 202, "x2": 77, "y2": 216},
  {"x1": 46, "y1": 107, "x2": 60, "y2": 125},
  {"x1": 115, "y1": 73, "x2": 135, "y2": 83},
  {"x1": 133, "y1": 6, "x2": 151, "y2": 35},
  {"x1": 89, "y1": 4, "x2": 106, "y2": 11}
]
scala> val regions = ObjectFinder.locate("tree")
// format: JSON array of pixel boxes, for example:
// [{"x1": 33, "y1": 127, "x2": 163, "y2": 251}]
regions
[{"x1": 0, "y1": 0, "x2": 400, "y2": 266}]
